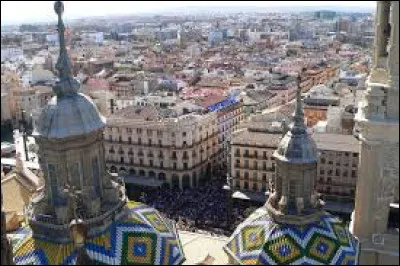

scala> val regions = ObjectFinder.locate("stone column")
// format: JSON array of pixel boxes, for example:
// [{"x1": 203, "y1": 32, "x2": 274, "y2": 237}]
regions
[
  {"x1": 387, "y1": 1, "x2": 399, "y2": 119},
  {"x1": 352, "y1": 138, "x2": 382, "y2": 239},
  {"x1": 374, "y1": 1, "x2": 391, "y2": 69}
]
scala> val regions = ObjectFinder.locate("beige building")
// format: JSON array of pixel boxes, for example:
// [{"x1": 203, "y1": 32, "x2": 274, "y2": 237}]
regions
[
  {"x1": 230, "y1": 121, "x2": 360, "y2": 208},
  {"x1": 104, "y1": 105, "x2": 221, "y2": 190},
  {"x1": 350, "y1": 1, "x2": 399, "y2": 265},
  {"x1": 313, "y1": 133, "x2": 359, "y2": 206},
  {"x1": 230, "y1": 127, "x2": 280, "y2": 194},
  {"x1": 1, "y1": 157, "x2": 44, "y2": 231}
]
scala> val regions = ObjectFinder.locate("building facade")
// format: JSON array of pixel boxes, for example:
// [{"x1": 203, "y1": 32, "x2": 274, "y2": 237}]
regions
[
  {"x1": 313, "y1": 133, "x2": 359, "y2": 205},
  {"x1": 230, "y1": 124, "x2": 360, "y2": 208},
  {"x1": 104, "y1": 106, "x2": 221, "y2": 190}
]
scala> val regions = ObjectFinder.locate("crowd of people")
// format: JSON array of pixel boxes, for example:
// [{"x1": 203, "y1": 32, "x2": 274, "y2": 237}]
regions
[{"x1": 142, "y1": 180, "x2": 261, "y2": 236}]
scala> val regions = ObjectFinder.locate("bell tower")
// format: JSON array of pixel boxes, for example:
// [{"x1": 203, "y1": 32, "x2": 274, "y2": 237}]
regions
[{"x1": 350, "y1": 1, "x2": 399, "y2": 265}]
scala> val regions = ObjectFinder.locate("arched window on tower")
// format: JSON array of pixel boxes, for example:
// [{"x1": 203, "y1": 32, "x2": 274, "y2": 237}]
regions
[
  {"x1": 92, "y1": 156, "x2": 101, "y2": 196},
  {"x1": 68, "y1": 162, "x2": 81, "y2": 190},
  {"x1": 47, "y1": 164, "x2": 59, "y2": 204}
]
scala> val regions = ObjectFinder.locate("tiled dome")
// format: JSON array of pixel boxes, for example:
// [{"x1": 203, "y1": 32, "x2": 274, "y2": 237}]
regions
[
  {"x1": 12, "y1": 202, "x2": 185, "y2": 265},
  {"x1": 33, "y1": 93, "x2": 106, "y2": 139},
  {"x1": 223, "y1": 207, "x2": 359, "y2": 265}
]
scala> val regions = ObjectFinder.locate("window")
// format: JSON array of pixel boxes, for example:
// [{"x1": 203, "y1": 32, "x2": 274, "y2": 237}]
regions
[
  {"x1": 320, "y1": 169, "x2": 325, "y2": 175},
  {"x1": 235, "y1": 148, "x2": 240, "y2": 156},
  {"x1": 244, "y1": 182, "x2": 249, "y2": 190},
  {"x1": 321, "y1": 157, "x2": 326, "y2": 164},
  {"x1": 158, "y1": 139, "x2": 162, "y2": 146},
  {"x1": 147, "y1": 129, "x2": 152, "y2": 135},
  {"x1": 262, "y1": 174, "x2": 267, "y2": 182},
  {"x1": 128, "y1": 137, "x2": 132, "y2": 144},
  {"x1": 120, "y1": 157, "x2": 124, "y2": 164},
  {"x1": 182, "y1": 132, "x2": 187, "y2": 137},
  {"x1": 69, "y1": 162, "x2": 81, "y2": 190},
  {"x1": 148, "y1": 139, "x2": 152, "y2": 145},
  {"x1": 157, "y1": 130, "x2": 163, "y2": 137},
  {"x1": 254, "y1": 150, "x2": 258, "y2": 158},
  {"x1": 263, "y1": 151, "x2": 267, "y2": 159},
  {"x1": 244, "y1": 172, "x2": 249, "y2": 180},
  {"x1": 253, "y1": 161, "x2": 258, "y2": 169},
  {"x1": 130, "y1": 158, "x2": 134, "y2": 164},
  {"x1": 183, "y1": 163, "x2": 188, "y2": 169},
  {"x1": 252, "y1": 182, "x2": 258, "y2": 191},
  {"x1": 352, "y1": 170, "x2": 357, "y2": 178},
  {"x1": 336, "y1": 169, "x2": 340, "y2": 176},
  {"x1": 149, "y1": 160, "x2": 153, "y2": 167},
  {"x1": 353, "y1": 153, "x2": 358, "y2": 158},
  {"x1": 263, "y1": 162, "x2": 267, "y2": 170},
  {"x1": 172, "y1": 151, "x2": 177, "y2": 159},
  {"x1": 171, "y1": 132, "x2": 175, "y2": 138},
  {"x1": 160, "y1": 161, "x2": 164, "y2": 168},
  {"x1": 137, "y1": 128, "x2": 142, "y2": 134},
  {"x1": 244, "y1": 160, "x2": 249, "y2": 168},
  {"x1": 173, "y1": 163, "x2": 177, "y2": 170},
  {"x1": 48, "y1": 164, "x2": 58, "y2": 202},
  {"x1": 253, "y1": 172, "x2": 257, "y2": 181},
  {"x1": 236, "y1": 170, "x2": 240, "y2": 178},
  {"x1": 138, "y1": 138, "x2": 142, "y2": 145},
  {"x1": 244, "y1": 149, "x2": 249, "y2": 156}
]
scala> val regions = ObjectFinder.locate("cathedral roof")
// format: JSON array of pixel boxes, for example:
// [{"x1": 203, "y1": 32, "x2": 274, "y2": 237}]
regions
[
  {"x1": 12, "y1": 201, "x2": 185, "y2": 265},
  {"x1": 223, "y1": 207, "x2": 359, "y2": 265}
]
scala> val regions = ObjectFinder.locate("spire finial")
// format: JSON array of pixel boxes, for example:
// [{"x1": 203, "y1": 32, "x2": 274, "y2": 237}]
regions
[
  {"x1": 290, "y1": 73, "x2": 307, "y2": 134},
  {"x1": 53, "y1": 1, "x2": 80, "y2": 97}
]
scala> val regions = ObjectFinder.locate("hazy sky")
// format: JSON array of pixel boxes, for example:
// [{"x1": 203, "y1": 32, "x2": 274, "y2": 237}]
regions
[{"x1": 1, "y1": 1, "x2": 376, "y2": 25}]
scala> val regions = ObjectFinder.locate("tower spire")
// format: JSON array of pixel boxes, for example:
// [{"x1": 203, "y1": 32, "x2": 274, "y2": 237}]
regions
[
  {"x1": 291, "y1": 75, "x2": 306, "y2": 134},
  {"x1": 53, "y1": 1, "x2": 79, "y2": 97}
]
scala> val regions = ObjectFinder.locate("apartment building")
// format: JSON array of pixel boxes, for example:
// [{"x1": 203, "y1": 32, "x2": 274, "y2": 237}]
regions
[
  {"x1": 104, "y1": 105, "x2": 221, "y2": 191},
  {"x1": 313, "y1": 133, "x2": 359, "y2": 204},
  {"x1": 230, "y1": 122, "x2": 359, "y2": 207}
]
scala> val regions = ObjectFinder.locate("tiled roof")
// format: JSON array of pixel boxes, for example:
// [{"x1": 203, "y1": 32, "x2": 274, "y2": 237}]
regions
[
  {"x1": 12, "y1": 201, "x2": 185, "y2": 265},
  {"x1": 224, "y1": 208, "x2": 359, "y2": 265}
]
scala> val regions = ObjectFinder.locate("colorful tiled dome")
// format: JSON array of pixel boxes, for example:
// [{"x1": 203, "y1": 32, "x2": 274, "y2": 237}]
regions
[
  {"x1": 11, "y1": 202, "x2": 185, "y2": 265},
  {"x1": 223, "y1": 207, "x2": 359, "y2": 265}
]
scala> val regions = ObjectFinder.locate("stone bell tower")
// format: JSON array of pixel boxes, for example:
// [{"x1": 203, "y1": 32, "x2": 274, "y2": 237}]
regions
[{"x1": 350, "y1": 1, "x2": 399, "y2": 265}]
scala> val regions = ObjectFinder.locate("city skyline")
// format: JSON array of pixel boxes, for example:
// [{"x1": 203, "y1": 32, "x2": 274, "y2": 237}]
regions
[{"x1": 1, "y1": 1, "x2": 376, "y2": 25}]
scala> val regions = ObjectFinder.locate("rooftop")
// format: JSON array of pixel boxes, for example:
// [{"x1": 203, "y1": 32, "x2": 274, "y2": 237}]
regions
[
  {"x1": 231, "y1": 128, "x2": 281, "y2": 148},
  {"x1": 313, "y1": 132, "x2": 359, "y2": 153}
]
